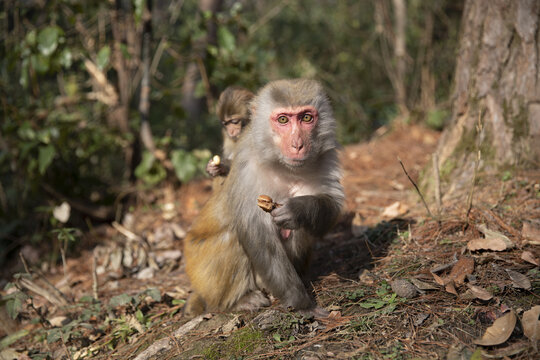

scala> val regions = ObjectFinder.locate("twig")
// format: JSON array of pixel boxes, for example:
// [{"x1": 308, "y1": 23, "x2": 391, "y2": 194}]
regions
[
  {"x1": 466, "y1": 113, "x2": 484, "y2": 222},
  {"x1": 112, "y1": 221, "x2": 144, "y2": 242},
  {"x1": 248, "y1": 0, "x2": 290, "y2": 35},
  {"x1": 133, "y1": 315, "x2": 205, "y2": 360},
  {"x1": 60, "y1": 246, "x2": 68, "y2": 280},
  {"x1": 465, "y1": 150, "x2": 481, "y2": 222},
  {"x1": 19, "y1": 252, "x2": 31, "y2": 274},
  {"x1": 432, "y1": 153, "x2": 442, "y2": 213},
  {"x1": 92, "y1": 254, "x2": 99, "y2": 301},
  {"x1": 18, "y1": 277, "x2": 69, "y2": 307},
  {"x1": 398, "y1": 157, "x2": 436, "y2": 221},
  {"x1": 195, "y1": 57, "x2": 214, "y2": 113}
]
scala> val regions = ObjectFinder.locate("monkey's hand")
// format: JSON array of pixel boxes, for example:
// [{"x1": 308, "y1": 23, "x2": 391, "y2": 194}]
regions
[
  {"x1": 206, "y1": 159, "x2": 228, "y2": 177},
  {"x1": 270, "y1": 197, "x2": 305, "y2": 230},
  {"x1": 271, "y1": 195, "x2": 339, "y2": 235}
]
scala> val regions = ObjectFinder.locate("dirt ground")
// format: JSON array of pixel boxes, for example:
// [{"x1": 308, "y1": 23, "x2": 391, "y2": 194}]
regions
[{"x1": 1, "y1": 124, "x2": 539, "y2": 359}]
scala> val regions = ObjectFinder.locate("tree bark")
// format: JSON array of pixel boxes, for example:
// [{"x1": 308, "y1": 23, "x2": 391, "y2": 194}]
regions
[
  {"x1": 425, "y1": 0, "x2": 540, "y2": 201},
  {"x1": 180, "y1": 0, "x2": 223, "y2": 122}
]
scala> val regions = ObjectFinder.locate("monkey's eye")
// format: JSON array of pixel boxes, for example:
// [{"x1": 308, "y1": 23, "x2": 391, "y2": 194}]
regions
[
  {"x1": 302, "y1": 114, "x2": 314, "y2": 122},
  {"x1": 277, "y1": 115, "x2": 289, "y2": 124}
]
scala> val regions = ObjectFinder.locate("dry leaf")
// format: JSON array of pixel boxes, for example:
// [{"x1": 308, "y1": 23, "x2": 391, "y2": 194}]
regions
[
  {"x1": 522, "y1": 221, "x2": 540, "y2": 245},
  {"x1": 468, "y1": 224, "x2": 514, "y2": 251},
  {"x1": 467, "y1": 237, "x2": 509, "y2": 251},
  {"x1": 445, "y1": 281, "x2": 458, "y2": 296},
  {"x1": 464, "y1": 284, "x2": 493, "y2": 301},
  {"x1": 448, "y1": 257, "x2": 474, "y2": 285},
  {"x1": 521, "y1": 250, "x2": 539, "y2": 266},
  {"x1": 381, "y1": 201, "x2": 409, "y2": 218},
  {"x1": 474, "y1": 310, "x2": 516, "y2": 346},
  {"x1": 522, "y1": 305, "x2": 540, "y2": 341},
  {"x1": 410, "y1": 278, "x2": 438, "y2": 290},
  {"x1": 505, "y1": 269, "x2": 531, "y2": 290},
  {"x1": 431, "y1": 272, "x2": 445, "y2": 286}
]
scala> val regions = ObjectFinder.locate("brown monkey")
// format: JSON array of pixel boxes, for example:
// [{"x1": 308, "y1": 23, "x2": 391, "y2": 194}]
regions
[
  {"x1": 184, "y1": 79, "x2": 344, "y2": 317},
  {"x1": 206, "y1": 86, "x2": 254, "y2": 178}
]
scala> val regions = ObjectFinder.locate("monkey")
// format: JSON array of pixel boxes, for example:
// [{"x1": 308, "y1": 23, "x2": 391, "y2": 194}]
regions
[
  {"x1": 184, "y1": 79, "x2": 344, "y2": 318},
  {"x1": 206, "y1": 86, "x2": 254, "y2": 179}
]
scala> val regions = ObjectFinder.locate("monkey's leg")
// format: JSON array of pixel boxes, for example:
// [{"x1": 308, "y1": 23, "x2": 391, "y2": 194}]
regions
[
  {"x1": 185, "y1": 231, "x2": 257, "y2": 313},
  {"x1": 183, "y1": 292, "x2": 206, "y2": 318}
]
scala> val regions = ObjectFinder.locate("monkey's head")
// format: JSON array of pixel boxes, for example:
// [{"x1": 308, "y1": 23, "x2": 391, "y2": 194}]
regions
[
  {"x1": 251, "y1": 79, "x2": 338, "y2": 168},
  {"x1": 217, "y1": 86, "x2": 254, "y2": 141}
]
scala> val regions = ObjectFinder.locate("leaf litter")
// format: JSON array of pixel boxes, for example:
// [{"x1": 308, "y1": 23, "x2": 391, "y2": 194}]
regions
[{"x1": 1, "y1": 125, "x2": 539, "y2": 359}]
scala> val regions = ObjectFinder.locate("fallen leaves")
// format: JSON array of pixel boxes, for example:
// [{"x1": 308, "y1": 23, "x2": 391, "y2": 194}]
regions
[
  {"x1": 431, "y1": 257, "x2": 474, "y2": 296},
  {"x1": 463, "y1": 284, "x2": 493, "y2": 301},
  {"x1": 473, "y1": 310, "x2": 516, "y2": 346},
  {"x1": 381, "y1": 201, "x2": 409, "y2": 218},
  {"x1": 505, "y1": 269, "x2": 531, "y2": 290},
  {"x1": 467, "y1": 224, "x2": 514, "y2": 251},
  {"x1": 522, "y1": 306, "x2": 540, "y2": 342}
]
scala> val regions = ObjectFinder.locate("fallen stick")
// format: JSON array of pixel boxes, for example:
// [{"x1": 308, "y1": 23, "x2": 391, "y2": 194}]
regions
[{"x1": 133, "y1": 315, "x2": 205, "y2": 360}]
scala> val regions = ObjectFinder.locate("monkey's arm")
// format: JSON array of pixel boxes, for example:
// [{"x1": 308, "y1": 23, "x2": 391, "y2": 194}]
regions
[{"x1": 271, "y1": 194, "x2": 341, "y2": 235}]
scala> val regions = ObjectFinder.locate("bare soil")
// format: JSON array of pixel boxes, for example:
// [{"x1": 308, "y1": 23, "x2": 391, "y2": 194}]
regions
[{"x1": 1, "y1": 124, "x2": 538, "y2": 359}]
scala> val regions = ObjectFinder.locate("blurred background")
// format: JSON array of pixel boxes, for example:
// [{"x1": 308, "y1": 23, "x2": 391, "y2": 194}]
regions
[{"x1": 0, "y1": 0, "x2": 464, "y2": 267}]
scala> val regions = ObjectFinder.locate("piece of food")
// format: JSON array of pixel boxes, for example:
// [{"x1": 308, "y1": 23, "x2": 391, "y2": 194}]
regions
[
  {"x1": 257, "y1": 195, "x2": 281, "y2": 212},
  {"x1": 212, "y1": 155, "x2": 221, "y2": 165}
]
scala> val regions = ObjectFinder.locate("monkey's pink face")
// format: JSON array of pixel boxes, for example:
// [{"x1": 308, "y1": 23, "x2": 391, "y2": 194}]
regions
[{"x1": 270, "y1": 106, "x2": 318, "y2": 165}]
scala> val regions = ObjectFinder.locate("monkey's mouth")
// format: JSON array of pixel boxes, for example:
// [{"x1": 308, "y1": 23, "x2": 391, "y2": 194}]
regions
[{"x1": 282, "y1": 156, "x2": 307, "y2": 167}]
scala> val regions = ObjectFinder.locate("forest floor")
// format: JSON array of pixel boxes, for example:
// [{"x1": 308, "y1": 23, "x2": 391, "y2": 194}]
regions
[{"x1": 1, "y1": 124, "x2": 539, "y2": 360}]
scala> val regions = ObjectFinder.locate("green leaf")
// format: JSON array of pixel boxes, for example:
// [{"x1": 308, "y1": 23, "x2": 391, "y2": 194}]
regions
[
  {"x1": 0, "y1": 329, "x2": 29, "y2": 350},
  {"x1": 134, "y1": 152, "x2": 166, "y2": 185},
  {"x1": 25, "y1": 30, "x2": 37, "y2": 47},
  {"x1": 133, "y1": 0, "x2": 145, "y2": 24},
  {"x1": 144, "y1": 288, "x2": 161, "y2": 302},
  {"x1": 217, "y1": 26, "x2": 236, "y2": 53},
  {"x1": 135, "y1": 309, "x2": 145, "y2": 324},
  {"x1": 59, "y1": 48, "x2": 73, "y2": 69},
  {"x1": 109, "y1": 294, "x2": 134, "y2": 308},
  {"x1": 97, "y1": 46, "x2": 111, "y2": 70},
  {"x1": 20, "y1": 58, "x2": 29, "y2": 88},
  {"x1": 30, "y1": 54, "x2": 50, "y2": 74},
  {"x1": 38, "y1": 145, "x2": 56, "y2": 175},
  {"x1": 46, "y1": 328, "x2": 62, "y2": 344},
  {"x1": 171, "y1": 149, "x2": 198, "y2": 183},
  {"x1": 5, "y1": 296, "x2": 23, "y2": 320},
  {"x1": 37, "y1": 26, "x2": 63, "y2": 56},
  {"x1": 273, "y1": 333, "x2": 281, "y2": 342}
]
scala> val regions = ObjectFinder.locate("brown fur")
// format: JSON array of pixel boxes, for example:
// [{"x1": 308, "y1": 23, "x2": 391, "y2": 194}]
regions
[{"x1": 184, "y1": 79, "x2": 344, "y2": 317}]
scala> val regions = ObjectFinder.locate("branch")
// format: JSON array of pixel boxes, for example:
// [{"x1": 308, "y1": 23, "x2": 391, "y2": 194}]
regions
[{"x1": 398, "y1": 157, "x2": 437, "y2": 222}]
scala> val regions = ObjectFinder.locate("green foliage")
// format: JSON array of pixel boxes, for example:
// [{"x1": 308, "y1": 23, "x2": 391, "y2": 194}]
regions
[
  {"x1": 135, "y1": 152, "x2": 167, "y2": 185},
  {"x1": 358, "y1": 281, "x2": 404, "y2": 314},
  {"x1": 0, "y1": 329, "x2": 29, "y2": 351},
  {"x1": 171, "y1": 149, "x2": 211, "y2": 183},
  {"x1": 0, "y1": 0, "x2": 462, "y2": 259}
]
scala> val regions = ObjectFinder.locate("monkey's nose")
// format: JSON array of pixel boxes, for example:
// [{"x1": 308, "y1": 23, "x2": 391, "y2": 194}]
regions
[{"x1": 292, "y1": 140, "x2": 304, "y2": 151}]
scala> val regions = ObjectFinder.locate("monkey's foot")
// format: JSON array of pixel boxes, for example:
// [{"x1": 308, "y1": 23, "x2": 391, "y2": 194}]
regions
[
  {"x1": 298, "y1": 306, "x2": 330, "y2": 319},
  {"x1": 183, "y1": 292, "x2": 206, "y2": 318},
  {"x1": 233, "y1": 290, "x2": 271, "y2": 312}
]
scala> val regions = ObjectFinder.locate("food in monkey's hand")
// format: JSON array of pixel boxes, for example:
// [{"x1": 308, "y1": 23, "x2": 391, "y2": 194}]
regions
[
  {"x1": 257, "y1": 195, "x2": 281, "y2": 212},
  {"x1": 212, "y1": 155, "x2": 221, "y2": 165}
]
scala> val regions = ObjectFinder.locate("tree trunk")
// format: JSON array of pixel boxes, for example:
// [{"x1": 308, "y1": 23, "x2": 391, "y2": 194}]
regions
[
  {"x1": 425, "y1": 0, "x2": 540, "y2": 201},
  {"x1": 180, "y1": 0, "x2": 223, "y2": 122}
]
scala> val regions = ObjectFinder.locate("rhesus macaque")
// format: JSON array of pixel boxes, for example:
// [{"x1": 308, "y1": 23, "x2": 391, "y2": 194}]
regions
[
  {"x1": 206, "y1": 86, "x2": 254, "y2": 178},
  {"x1": 184, "y1": 79, "x2": 344, "y2": 317}
]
